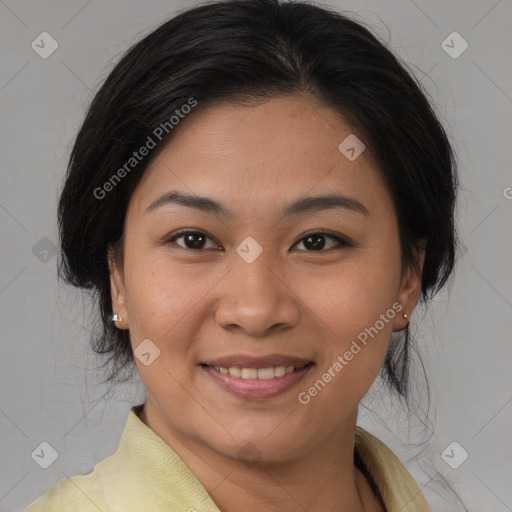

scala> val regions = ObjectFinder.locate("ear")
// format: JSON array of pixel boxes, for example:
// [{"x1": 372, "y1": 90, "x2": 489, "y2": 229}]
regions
[
  {"x1": 393, "y1": 242, "x2": 426, "y2": 331},
  {"x1": 108, "y1": 245, "x2": 128, "y2": 330}
]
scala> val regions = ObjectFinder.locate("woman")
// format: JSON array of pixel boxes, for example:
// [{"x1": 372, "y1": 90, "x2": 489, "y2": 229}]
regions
[{"x1": 23, "y1": 0, "x2": 459, "y2": 510}]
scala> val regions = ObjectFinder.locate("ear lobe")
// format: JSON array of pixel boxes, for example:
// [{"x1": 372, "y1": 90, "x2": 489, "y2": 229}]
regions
[
  {"x1": 108, "y1": 246, "x2": 128, "y2": 329},
  {"x1": 393, "y1": 243, "x2": 426, "y2": 331}
]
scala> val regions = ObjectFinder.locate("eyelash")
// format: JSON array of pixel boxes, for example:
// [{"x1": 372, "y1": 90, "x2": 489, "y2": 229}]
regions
[{"x1": 165, "y1": 229, "x2": 351, "y2": 252}]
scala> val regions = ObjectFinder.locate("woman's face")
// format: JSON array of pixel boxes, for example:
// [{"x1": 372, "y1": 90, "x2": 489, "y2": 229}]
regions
[{"x1": 110, "y1": 93, "x2": 423, "y2": 462}]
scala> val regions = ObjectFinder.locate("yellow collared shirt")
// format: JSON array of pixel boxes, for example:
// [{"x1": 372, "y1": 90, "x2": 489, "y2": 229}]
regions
[{"x1": 24, "y1": 406, "x2": 431, "y2": 512}]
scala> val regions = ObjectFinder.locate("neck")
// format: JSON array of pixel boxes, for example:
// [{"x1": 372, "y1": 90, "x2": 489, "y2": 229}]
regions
[{"x1": 138, "y1": 404, "x2": 385, "y2": 512}]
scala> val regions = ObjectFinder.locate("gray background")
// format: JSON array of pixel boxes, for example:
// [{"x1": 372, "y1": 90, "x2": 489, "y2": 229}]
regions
[{"x1": 1, "y1": 0, "x2": 511, "y2": 510}]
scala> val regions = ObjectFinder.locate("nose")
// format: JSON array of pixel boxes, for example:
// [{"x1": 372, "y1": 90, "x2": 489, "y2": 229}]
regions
[{"x1": 214, "y1": 250, "x2": 301, "y2": 338}]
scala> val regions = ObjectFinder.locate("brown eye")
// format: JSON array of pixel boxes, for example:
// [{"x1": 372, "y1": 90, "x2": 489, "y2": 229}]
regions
[
  {"x1": 165, "y1": 230, "x2": 349, "y2": 252},
  {"x1": 293, "y1": 232, "x2": 349, "y2": 252},
  {"x1": 167, "y1": 230, "x2": 219, "y2": 250}
]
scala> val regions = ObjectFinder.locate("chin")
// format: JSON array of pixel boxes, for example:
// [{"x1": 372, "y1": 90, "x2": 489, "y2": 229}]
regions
[{"x1": 203, "y1": 426, "x2": 307, "y2": 465}]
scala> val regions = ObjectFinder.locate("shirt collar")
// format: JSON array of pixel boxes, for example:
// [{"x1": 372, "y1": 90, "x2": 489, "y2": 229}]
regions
[{"x1": 102, "y1": 405, "x2": 430, "y2": 512}]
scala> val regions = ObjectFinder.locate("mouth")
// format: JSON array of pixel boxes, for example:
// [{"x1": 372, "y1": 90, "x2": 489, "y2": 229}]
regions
[
  {"x1": 201, "y1": 362, "x2": 312, "y2": 379},
  {"x1": 200, "y1": 354, "x2": 314, "y2": 400}
]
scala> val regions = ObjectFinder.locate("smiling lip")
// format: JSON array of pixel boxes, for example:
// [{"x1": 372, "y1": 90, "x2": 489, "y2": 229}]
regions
[
  {"x1": 200, "y1": 353, "x2": 314, "y2": 400},
  {"x1": 201, "y1": 353, "x2": 311, "y2": 369}
]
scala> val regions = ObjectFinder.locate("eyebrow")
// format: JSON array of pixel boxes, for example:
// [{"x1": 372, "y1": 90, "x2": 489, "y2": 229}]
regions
[{"x1": 145, "y1": 190, "x2": 369, "y2": 218}]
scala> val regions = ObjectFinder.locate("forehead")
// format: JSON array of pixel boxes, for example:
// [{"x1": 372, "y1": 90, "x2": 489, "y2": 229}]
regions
[{"x1": 128, "y1": 94, "x2": 394, "y2": 222}]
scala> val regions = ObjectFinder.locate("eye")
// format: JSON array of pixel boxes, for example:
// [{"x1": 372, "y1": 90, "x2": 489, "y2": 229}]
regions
[
  {"x1": 166, "y1": 230, "x2": 220, "y2": 251},
  {"x1": 293, "y1": 232, "x2": 349, "y2": 252},
  {"x1": 165, "y1": 229, "x2": 350, "y2": 252}
]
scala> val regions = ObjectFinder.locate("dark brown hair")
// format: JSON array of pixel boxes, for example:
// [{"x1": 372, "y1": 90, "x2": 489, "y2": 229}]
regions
[{"x1": 58, "y1": 0, "x2": 460, "y2": 402}]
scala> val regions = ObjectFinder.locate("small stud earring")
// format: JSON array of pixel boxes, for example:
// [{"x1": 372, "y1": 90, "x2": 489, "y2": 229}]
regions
[
  {"x1": 403, "y1": 313, "x2": 408, "y2": 319},
  {"x1": 113, "y1": 314, "x2": 122, "y2": 322}
]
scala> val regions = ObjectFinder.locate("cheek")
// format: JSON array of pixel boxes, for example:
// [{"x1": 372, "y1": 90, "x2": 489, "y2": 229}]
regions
[
  {"x1": 123, "y1": 249, "x2": 218, "y2": 357},
  {"x1": 298, "y1": 280, "x2": 397, "y2": 417},
  {"x1": 300, "y1": 253, "x2": 400, "y2": 336},
  {"x1": 295, "y1": 256, "x2": 399, "y2": 402},
  {"x1": 122, "y1": 255, "x2": 203, "y2": 405},
  {"x1": 298, "y1": 344, "x2": 387, "y2": 423}
]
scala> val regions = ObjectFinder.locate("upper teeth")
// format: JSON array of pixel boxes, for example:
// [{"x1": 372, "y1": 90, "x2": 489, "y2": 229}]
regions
[{"x1": 212, "y1": 365, "x2": 296, "y2": 379}]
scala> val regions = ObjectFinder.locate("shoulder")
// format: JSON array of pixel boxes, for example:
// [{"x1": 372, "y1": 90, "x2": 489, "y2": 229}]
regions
[
  {"x1": 355, "y1": 426, "x2": 432, "y2": 512},
  {"x1": 23, "y1": 409, "x2": 142, "y2": 512},
  {"x1": 22, "y1": 471, "x2": 109, "y2": 512}
]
